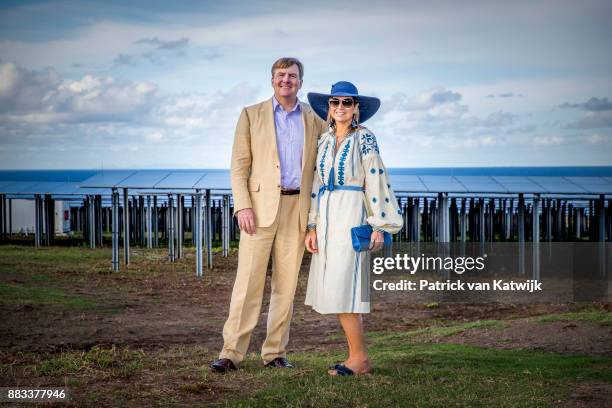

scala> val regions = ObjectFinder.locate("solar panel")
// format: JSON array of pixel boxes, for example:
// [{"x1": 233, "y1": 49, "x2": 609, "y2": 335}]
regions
[
  {"x1": 136, "y1": 189, "x2": 197, "y2": 195},
  {"x1": 2, "y1": 181, "x2": 39, "y2": 194},
  {"x1": 81, "y1": 188, "x2": 114, "y2": 196},
  {"x1": 454, "y1": 176, "x2": 508, "y2": 193},
  {"x1": 193, "y1": 173, "x2": 232, "y2": 190},
  {"x1": 154, "y1": 171, "x2": 207, "y2": 189},
  {"x1": 565, "y1": 177, "x2": 612, "y2": 194},
  {"x1": 16, "y1": 182, "x2": 79, "y2": 195},
  {"x1": 3, "y1": 170, "x2": 612, "y2": 196},
  {"x1": 491, "y1": 176, "x2": 548, "y2": 194},
  {"x1": 79, "y1": 171, "x2": 135, "y2": 188},
  {"x1": 116, "y1": 170, "x2": 171, "y2": 188},
  {"x1": 0, "y1": 181, "x2": 15, "y2": 189},
  {"x1": 528, "y1": 176, "x2": 588, "y2": 194},
  {"x1": 388, "y1": 175, "x2": 427, "y2": 192},
  {"x1": 419, "y1": 176, "x2": 468, "y2": 193}
]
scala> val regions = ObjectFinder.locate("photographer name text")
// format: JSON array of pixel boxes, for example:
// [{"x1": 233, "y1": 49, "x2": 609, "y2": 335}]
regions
[{"x1": 372, "y1": 279, "x2": 542, "y2": 292}]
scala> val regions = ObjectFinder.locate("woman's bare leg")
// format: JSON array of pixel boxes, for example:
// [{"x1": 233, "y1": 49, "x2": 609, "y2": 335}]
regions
[{"x1": 328, "y1": 313, "x2": 371, "y2": 375}]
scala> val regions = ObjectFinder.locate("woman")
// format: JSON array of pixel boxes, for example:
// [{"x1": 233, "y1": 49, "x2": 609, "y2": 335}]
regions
[{"x1": 304, "y1": 81, "x2": 403, "y2": 376}]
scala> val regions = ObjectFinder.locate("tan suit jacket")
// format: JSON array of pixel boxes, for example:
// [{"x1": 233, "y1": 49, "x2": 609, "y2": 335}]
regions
[{"x1": 230, "y1": 98, "x2": 326, "y2": 231}]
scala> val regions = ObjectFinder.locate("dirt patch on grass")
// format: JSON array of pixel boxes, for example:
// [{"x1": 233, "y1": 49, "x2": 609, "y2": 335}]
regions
[
  {"x1": 561, "y1": 382, "x2": 612, "y2": 408},
  {"x1": 1, "y1": 249, "x2": 610, "y2": 357},
  {"x1": 443, "y1": 318, "x2": 612, "y2": 356}
]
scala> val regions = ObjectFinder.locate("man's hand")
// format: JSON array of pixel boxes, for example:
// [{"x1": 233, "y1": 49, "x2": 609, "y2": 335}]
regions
[
  {"x1": 305, "y1": 230, "x2": 318, "y2": 253},
  {"x1": 236, "y1": 208, "x2": 256, "y2": 235},
  {"x1": 369, "y1": 230, "x2": 385, "y2": 252}
]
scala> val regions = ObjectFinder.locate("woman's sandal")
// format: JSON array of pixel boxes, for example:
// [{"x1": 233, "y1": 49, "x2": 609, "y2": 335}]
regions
[{"x1": 328, "y1": 364, "x2": 354, "y2": 376}]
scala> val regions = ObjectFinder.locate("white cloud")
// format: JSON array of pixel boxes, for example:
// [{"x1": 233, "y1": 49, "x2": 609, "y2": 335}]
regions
[
  {"x1": 586, "y1": 133, "x2": 612, "y2": 144},
  {"x1": 0, "y1": 61, "x2": 264, "y2": 168},
  {"x1": 567, "y1": 111, "x2": 612, "y2": 129},
  {"x1": 145, "y1": 131, "x2": 164, "y2": 142},
  {"x1": 0, "y1": 62, "x2": 158, "y2": 125}
]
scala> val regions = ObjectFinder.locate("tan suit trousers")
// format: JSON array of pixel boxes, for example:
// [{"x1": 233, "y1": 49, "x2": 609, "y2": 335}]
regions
[{"x1": 219, "y1": 194, "x2": 304, "y2": 364}]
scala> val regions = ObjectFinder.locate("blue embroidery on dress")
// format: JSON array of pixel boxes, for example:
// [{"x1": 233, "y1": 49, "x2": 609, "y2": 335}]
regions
[
  {"x1": 372, "y1": 197, "x2": 377, "y2": 203},
  {"x1": 370, "y1": 168, "x2": 376, "y2": 174},
  {"x1": 360, "y1": 132, "x2": 380, "y2": 156},
  {"x1": 385, "y1": 197, "x2": 389, "y2": 203},
  {"x1": 379, "y1": 169, "x2": 384, "y2": 174},
  {"x1": 337, "y1": 140, "x2": 351, "y2": 185},
  {"x1": 381, "y1": 211, "x2": 386, "y2": 218},
  {"x1": 311, "y1": 193, "x2": 316, "y2": 198},
  {"x1": 319, "y1": 141, "x2": 329, "y2": 181}
]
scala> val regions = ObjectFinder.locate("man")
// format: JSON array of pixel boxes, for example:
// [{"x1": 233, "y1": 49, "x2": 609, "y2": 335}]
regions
[{"x1": 210, "y1": 57, "x2": 326, "y2": 372}]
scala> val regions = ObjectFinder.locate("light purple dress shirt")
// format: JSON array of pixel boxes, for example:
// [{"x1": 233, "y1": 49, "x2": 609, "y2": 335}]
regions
[{"x1": 272, "y1": 96, "x2": 304, "y2": 190}]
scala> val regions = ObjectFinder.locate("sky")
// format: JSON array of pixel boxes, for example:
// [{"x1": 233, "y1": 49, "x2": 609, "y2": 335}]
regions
[{"x1": 0, "y1": 0, "x2": 611, "y2": 169}]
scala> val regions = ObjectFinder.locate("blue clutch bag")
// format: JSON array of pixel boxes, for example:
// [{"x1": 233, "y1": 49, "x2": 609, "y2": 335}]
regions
[{"x1": 350, "y1": 224, "x2": 392, "y2": 252}]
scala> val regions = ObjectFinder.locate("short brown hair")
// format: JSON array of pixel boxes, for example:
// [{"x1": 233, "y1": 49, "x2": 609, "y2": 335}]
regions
[{"x1": 271, "y1": 57, "x2": 304, "y2": 81}]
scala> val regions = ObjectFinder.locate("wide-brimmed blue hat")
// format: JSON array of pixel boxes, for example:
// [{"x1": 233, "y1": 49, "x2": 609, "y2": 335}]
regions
[{"x1": 307, "y1": 81, "x2": 380, "y2": 123}]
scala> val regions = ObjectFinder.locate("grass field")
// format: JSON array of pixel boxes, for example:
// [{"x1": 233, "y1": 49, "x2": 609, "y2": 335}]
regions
[{"x1": 1, "y1": 245, "x2": 611, "y2": 407}]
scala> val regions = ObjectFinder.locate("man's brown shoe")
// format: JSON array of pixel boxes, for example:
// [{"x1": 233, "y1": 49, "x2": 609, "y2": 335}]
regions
[
  {"x1": 210, "y1": 358, "x2": 236, "y2": 373},
  {"x1": 264, "y1": 357, "x2": 295, "y2": 368}
]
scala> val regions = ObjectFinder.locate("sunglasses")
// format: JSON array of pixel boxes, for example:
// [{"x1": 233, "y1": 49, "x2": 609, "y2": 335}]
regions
[{"x1": 328, "y1": 98, "x2": 356, "y2": 108}]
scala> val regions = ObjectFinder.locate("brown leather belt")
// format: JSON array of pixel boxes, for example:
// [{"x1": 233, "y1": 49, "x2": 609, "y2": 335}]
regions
[{"x1": 280, "y1": 189, "x2": 300, "y2": 195}]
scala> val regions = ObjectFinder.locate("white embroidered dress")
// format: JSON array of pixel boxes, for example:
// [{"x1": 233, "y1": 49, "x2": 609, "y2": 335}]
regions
[{"x1": 304, "y1": 127, "x2": 403, "y2": 314}]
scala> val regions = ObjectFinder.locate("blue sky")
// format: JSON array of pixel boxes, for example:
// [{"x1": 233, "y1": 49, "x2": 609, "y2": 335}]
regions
[{"x1": 0, "y1": 0, "x2": 611, "y2": 169}]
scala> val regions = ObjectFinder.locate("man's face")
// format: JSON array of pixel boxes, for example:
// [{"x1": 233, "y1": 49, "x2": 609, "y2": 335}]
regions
[{"x1": 271, "y1": 64, "x2": 302, "y2": 100}]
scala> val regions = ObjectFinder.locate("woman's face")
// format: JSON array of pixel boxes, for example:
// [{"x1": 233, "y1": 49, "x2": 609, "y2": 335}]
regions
[{"x1": 328, "y1": 97, "x2": 357, "y2": 125}]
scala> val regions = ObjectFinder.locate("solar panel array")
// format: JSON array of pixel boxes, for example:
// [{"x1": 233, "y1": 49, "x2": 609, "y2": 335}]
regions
[
  {"x1": 1, "y1": 170, "x2": 611, "y2": 197},
  {"x1": 390, "y1": 175, "x2": 612, "y2": 194}
]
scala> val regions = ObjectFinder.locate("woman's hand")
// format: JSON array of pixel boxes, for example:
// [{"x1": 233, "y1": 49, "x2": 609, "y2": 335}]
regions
[
  {"x1": 369, "y1": 230, "x2": 385, "y2": 252},
  {"x1": 305, "y1": 230, "x2": 318, "y2": 253}
]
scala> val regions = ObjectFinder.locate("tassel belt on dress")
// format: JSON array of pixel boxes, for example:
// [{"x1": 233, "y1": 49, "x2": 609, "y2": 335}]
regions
[{"x1": 317, "y1": 167, "x2": 364, "y2": 208}]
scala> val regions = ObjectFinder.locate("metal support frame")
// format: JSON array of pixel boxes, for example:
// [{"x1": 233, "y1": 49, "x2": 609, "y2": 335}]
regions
[
  {"x1": 195, "y1": 191, "x2": 203, "y2": 277},
  {"x1": 437, "y1": 192, "x2": 449, "y2": 243},
  {"x1": 460, "y1": 198, "x2": 467, "y2": 256},
  {"x1": 112, "y1": 188, "x2": 119, "y2": 272},
  {"x1": 532, "y1": 194, "x2": 540, "y2": 280},
  {"x1": 123, "y1": 188, "x2": 130, "y2": 265},
  {"x1": 206, "y1": 189, "x2": 212, "y2": 269},
  {"x1": 478, "y1": 198, "x2": 485, "y2": 254},
  {"x1": 518, "y1": 193, "x2": 525, "y2": 275},
  {"x1": 0, "y1": 194, "x2": 5, "y2": 240},
  {"x1": 412, "y1": 198, "x2": 420, "y2": 243},
  {"x1": 437, "y1": 193, "x2": 449, "y2": 278},
  {"x1": 177, "y1": 193, "x2": 183, "y2": 259},
  {"x1": 34, "y1": 194, "x2": 41, "y2": 247},
  {"x1": 460, "y1": 198, "x2": 467, "y2": 243},
  {"x1": 88, "y1": 195, "x2": 95, "y2": 249},
  {"x1": 576, "y1": 207, "x2": 582, "y2": 239},
  {"x1": 597, "y1": 194, "x2": 606, "y2": 277},
  {"x1": 8, "y1": 197, "x2": 12, "y2": 238},
  {"x1": 153, "y1": 196, "x2": 158, "y2": 247},
  {"x1": 222, "y1": 194, "x2": 230, "y2": 257},
  {"x1": 168, "y1": 194, "x2": 175, "y2": 262},
  {"x1": 146, "y1": 195, "x2": 152, "y2": 248}
]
